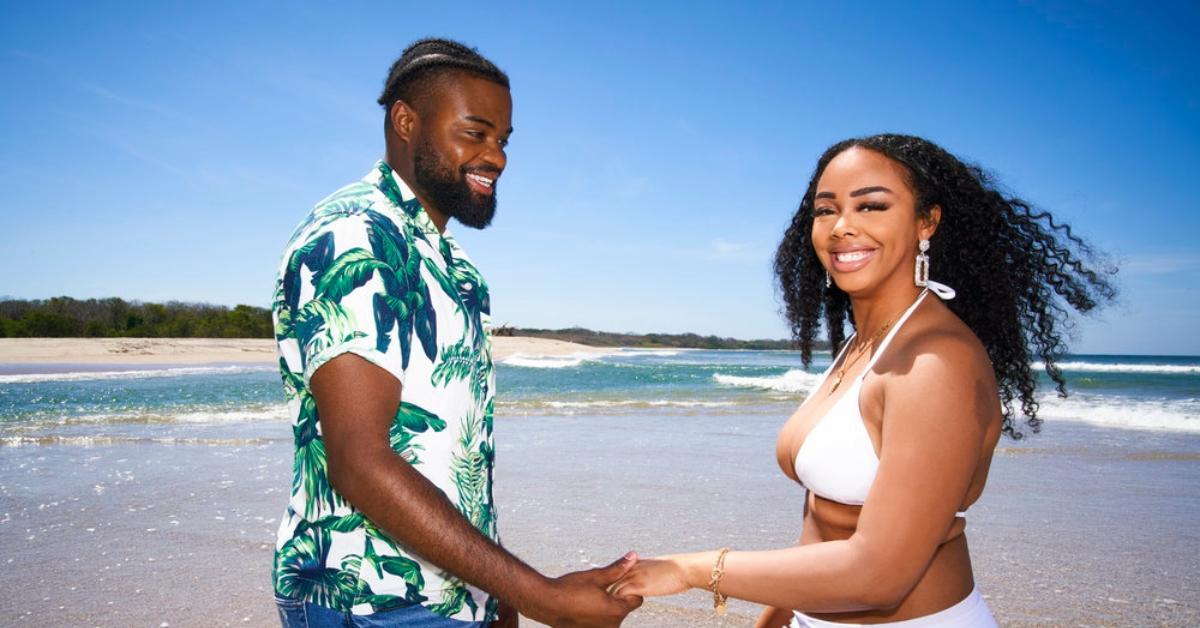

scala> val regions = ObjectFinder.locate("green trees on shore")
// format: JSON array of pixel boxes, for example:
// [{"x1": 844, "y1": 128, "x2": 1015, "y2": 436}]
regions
[
  {"x1": 0, "y1": 297, "x2": 272, "y2": 338},
  {"x1": 0, "y1": 297, "x2": 801, "y2": 348},
  {"x1": 492, "y1": 325, "x2": 799, "y2": 350}
]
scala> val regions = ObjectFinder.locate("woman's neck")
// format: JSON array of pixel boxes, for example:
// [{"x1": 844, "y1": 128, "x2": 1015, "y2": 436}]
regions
[{"x1": 849, "y1": 283, "x2": 925, "y2": 337}]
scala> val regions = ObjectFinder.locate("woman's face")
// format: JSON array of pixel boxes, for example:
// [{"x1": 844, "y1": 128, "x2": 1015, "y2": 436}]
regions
[{"x1": 811, "y1": 147, "x2": 938, "y2": 297}]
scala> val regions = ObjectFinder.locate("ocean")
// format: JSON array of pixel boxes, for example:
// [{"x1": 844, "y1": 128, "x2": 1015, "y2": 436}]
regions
[
  {"x1": 2, "y1": 349, "x2": 1197, "y2": 444},
  {"x1": 1, "y1": 350, "x2": 1198, "y2": 626}
]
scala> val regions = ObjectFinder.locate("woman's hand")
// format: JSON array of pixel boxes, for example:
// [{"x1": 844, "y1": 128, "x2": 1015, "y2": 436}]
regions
[
  {"x1": 755, "y1": 605, "x2": 795, "y2": 628},
  {"x1": 608, "y1": 552, "x2": 711, "y2": 597}
]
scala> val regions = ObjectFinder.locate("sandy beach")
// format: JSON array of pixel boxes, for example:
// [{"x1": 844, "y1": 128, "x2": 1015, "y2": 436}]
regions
[
  {"x1": 1, "y1": 346, "x2": 1196, "y2": 626},
  {"x1": 2, "y1": 413, "x2": 1196, "y2": 626},
  {"x1": 0, "y1": 336, "x2": 613, "y2": 365}
]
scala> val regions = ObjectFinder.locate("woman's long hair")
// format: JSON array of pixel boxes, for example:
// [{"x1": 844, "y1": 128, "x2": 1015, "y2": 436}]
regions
[{"x1": 775, "y1": 134, "x2": 1117, "y2": 438}]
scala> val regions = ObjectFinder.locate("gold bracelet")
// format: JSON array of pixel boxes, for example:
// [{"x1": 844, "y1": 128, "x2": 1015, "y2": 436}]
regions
[{"x1": 707, "y1": 547, "x2": 731, "y2": 616}]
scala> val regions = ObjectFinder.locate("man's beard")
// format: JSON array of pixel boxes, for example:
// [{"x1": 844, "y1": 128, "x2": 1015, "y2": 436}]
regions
[{"x1": 412, "y1": 141, "x2": 498, "y2": 230}]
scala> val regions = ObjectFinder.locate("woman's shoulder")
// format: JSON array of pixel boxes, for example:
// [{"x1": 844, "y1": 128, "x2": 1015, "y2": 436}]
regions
[
  {"x1": 879, "y1": 301, "x2": 994, "y2": 387},
  {"x1": 871, "y1": 302, "x2": 1001, "y2": 431}
]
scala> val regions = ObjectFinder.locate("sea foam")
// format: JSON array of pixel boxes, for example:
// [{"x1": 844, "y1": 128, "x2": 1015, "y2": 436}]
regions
[
  {"x1": 1036, "y1": 394, "x2": 1200, "y2": 433},
  {"x1": 712, "y1": 369, "x2": 823, "y2": 394},
  {"x1": 1032, "y1": 361, "x2": 1200, "y2": 375},
  {"x1": 618, "y1": 349, "x2": 684, "y2": 357},
  {"x1": 542, "y1": 400, "x2": 735, "y2": 409},
  {"x1": 7, "y1": 405, "x2": 290, "y2": 428},
  {"x1": 500, "y1": 354, "x2": 597, "y2": 369},
  {"x1": 0, "y1": 365, "x2": 275, "y2": 384}
]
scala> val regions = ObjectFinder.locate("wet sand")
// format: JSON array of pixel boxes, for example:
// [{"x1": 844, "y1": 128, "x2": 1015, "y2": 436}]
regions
[
  {"x1": 0, "y1": 336, "x2": 611, "y2": 365},
  {"x1": 0, "y1": 413, "x2": 1196, "y2": 626}
]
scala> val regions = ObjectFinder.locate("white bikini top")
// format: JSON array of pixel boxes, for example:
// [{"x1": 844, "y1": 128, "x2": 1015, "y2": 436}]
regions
[{"x1": 794, "y1": 283, "x2": 966, "y2": 517}]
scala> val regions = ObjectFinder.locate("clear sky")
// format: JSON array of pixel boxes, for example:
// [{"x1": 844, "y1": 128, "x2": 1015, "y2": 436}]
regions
[{"x1": 2, "y1": 1, "x2": 1198, "y2": 354}]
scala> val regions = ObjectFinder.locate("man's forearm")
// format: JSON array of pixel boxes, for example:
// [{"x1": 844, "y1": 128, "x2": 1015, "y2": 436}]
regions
[{"x1": 330, "y1": 445, "x2": 552, "y2": 617}]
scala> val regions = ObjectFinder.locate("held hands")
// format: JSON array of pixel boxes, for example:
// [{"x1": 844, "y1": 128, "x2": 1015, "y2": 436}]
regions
[
  {"x1": 528, "y1": 551, "x2": 644, "y2": 627},
  {"x1": 607, "y1": 552, "x2": 709, "y2": 598}
]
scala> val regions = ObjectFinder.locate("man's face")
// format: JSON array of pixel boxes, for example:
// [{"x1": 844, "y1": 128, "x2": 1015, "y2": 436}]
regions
[{"x1": 410, "y1": 74, "x2": 513, "y2": 229}]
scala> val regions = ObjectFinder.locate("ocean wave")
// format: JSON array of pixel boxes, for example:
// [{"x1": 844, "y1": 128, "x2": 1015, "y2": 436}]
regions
[
  {"x1": 6, "y1": 405, "x2": 289, "y2": 428},
  {"x1": 495, "y1": 397, "x2": 780, "y2": 416},
  {"x1": 540, "y1": 400, "x2": 735, "y2": 409},
  {"x1": 159, "y1": 406, "x2": 290, "y2": 423},
  {"x1": 1036, "y1": 394, "x2": 1200, "y2": 433},
  {"x1": 617, "y1": 349, "x2": 684, "y2": 357},
  {"x1": 499, "y1": 354, "x2": 597, "y2": 369},
  {"x1": 712, "y1": 369, "x2": 823, "y2": 394},
  {"x1": 0, "y1": 435, "x2": 281, "y2": 447},
  {"x1": 0, "y1": 365, "x2": 275, "y2": 384},
  {"x1": 1033, "y1": 361, "x2": 1199, "y2": 375}
]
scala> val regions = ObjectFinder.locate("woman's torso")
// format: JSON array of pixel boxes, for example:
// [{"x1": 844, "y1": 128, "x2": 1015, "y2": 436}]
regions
[{"x1": 774, "y1": 294, "x2": 1001, "y2": 623}]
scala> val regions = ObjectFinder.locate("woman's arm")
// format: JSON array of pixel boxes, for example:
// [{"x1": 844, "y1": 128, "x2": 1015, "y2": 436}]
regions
[
  {"x1": 613, "y1": 334, "x2": 993, "y2": 612},
  {"x1": 755, "y1": 493, "x2": 819, "y2": 626}
]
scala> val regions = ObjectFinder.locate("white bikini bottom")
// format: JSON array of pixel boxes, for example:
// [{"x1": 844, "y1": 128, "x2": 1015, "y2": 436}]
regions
[{"x1": 791, "y1": 587, "x2": 996, "y2": 627}]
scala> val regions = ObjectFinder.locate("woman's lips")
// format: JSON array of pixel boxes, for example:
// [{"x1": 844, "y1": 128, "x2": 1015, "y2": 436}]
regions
[{"x1": 830, "y1": 248, "x2": 877, "y2": 273}]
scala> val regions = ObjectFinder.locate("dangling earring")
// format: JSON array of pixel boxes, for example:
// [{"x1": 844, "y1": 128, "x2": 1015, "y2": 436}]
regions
[
  {"x1": 825, "y1": 271, "x2": 832, "y2": 289},
  {"x1": 914, "y1": 239, "x2": 930, "y2": 287}
]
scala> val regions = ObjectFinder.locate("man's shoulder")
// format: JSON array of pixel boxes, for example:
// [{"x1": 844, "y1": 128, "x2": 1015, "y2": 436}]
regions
[
  {"x1": 307, "y1": 180, "x2": 380, "y2": 225},
  {"x1": 283, "y1": 177, "x2": 413, "y2": 254}
]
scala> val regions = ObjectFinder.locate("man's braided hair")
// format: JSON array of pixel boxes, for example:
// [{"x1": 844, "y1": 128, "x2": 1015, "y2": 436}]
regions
[{"x1": 378, "y1": 38, "x2": 508, "y2": 120}]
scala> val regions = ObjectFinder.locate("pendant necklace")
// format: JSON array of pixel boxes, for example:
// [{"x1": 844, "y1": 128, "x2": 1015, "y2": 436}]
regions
[{"x1": 829, "y1": 318, "x2": 895, "y2": 393}]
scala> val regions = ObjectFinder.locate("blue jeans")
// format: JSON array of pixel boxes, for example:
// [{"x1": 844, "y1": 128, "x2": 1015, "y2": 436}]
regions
[{"x1": 275, "y1": 596, "x2": 489, "y2": 628}]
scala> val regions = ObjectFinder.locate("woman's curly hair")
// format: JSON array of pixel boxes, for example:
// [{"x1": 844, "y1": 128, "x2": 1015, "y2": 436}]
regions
[{"x1": 774, "y1": 134, "x2": 1117, "y2": 438}]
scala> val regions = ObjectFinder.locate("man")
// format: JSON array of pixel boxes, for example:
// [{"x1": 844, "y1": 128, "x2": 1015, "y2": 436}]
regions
[{"x1": 270, "y1": 38, "x2": 640, "y2": 627}]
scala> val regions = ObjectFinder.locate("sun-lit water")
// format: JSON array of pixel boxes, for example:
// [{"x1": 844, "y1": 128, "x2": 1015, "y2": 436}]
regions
[{"x1": 0, "y1": 350, "x2": 1197, "y2": 445}]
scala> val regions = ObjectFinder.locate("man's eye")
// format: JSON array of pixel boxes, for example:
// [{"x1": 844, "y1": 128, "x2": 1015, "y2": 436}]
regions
[{"x1": 498, "y1": 138, "x2": 509, "y2": 148}]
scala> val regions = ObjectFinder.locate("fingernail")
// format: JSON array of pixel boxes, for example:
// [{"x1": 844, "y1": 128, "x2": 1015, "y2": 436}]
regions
[{"x1": 623, "y1": 550, "x2": 637, "y2": 560}]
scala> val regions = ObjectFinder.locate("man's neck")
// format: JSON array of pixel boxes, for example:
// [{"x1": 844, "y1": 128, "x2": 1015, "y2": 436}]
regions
[{"x1": 384, "y1": 156, "x2": 449, "y2": 233}]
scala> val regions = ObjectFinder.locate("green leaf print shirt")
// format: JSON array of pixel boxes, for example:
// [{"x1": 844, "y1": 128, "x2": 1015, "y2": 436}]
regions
[{"x1": 271, "y1": 161, "x2": 498, "y2": 621}]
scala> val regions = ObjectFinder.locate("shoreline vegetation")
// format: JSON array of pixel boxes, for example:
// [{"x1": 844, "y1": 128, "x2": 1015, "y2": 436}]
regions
[
  {"x1": 492, "y1": 324, "x2": 802, "y2": 350},
  {"x1": 0, "y1": 337, "x2": 613, "y2": 366},
  {"x1": 0, "y1": 297, "x2": 812, "y2": 351}
]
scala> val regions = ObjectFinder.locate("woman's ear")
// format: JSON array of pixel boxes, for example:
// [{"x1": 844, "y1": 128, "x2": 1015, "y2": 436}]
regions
[{"x1": 920, "y1": 205, "x2": 942, "y2": 241}]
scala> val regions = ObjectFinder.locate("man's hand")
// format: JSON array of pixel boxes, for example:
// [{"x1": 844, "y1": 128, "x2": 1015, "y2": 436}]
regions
[
  {"x1": 494, "y1": 600, "x2": 519, "y2": 628},
  {"x1": 525, "y1": 552, "x2": 643, "y2": 627}
]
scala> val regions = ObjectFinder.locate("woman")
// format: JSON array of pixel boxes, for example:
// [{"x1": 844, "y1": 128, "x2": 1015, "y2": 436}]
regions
[{"x1": 610, "y1": 134, "x2": 1115, "y2": 626}]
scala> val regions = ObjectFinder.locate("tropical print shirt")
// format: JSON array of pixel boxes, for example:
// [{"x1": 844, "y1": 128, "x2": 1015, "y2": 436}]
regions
[{"x1": 271, "y1": 161, "x2": 497, "y2": 621}]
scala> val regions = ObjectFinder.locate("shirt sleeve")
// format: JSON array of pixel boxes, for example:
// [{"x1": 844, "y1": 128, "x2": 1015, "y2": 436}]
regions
[{"x1": 284, "y1": 213, "x2": 409, "y2": 388}]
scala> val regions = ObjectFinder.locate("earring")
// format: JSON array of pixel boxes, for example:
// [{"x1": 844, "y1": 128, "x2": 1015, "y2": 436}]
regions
[
  {"x1": 914, "y1": 239, "x2": 930, "y2": 287},
  {"x1": 825, "y1": 271, "x2": 832, "y2": 289}
]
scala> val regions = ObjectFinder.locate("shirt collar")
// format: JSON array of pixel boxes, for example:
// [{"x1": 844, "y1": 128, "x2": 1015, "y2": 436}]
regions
[{"x1": 366, "y1": 160, "x2": 443, "y2": 237}]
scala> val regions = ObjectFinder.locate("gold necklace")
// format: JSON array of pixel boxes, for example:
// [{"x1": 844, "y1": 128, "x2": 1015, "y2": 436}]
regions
[{"x1": 828, "y1": 318, "x2": 894, "y2": 393}]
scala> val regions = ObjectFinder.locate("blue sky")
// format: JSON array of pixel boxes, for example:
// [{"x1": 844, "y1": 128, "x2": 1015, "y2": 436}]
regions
[{"x1": 2, "y1": 1, "x2": 1198, "y2": 354}]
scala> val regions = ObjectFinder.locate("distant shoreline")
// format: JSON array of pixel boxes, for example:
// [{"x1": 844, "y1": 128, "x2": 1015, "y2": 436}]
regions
[
  {"x1": 0, "y1": 336, "x2": 614, "y2": 367},
  {"x1": 498, "y1": 326, "x2": 805, "y2": 351}
]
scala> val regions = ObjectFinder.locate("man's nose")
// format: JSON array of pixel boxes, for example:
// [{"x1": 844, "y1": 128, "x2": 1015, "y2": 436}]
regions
[{"x1": 480, "y1": 140, "x2": 506, "y2": 172}]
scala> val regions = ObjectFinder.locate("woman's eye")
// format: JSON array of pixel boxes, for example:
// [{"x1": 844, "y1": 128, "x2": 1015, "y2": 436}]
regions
[
  {"x1": 812, "y1": 206, "x2": 835, "y2": 217},
  {"x1": 859, "y1": 202, "x2": 889, "y2": 212}
]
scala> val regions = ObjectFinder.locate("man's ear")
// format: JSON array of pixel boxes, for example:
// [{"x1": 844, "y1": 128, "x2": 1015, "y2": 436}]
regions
[
  {"x1": 389, "y1": 100, "x2": 418, "y2": 144},
  {"x1": 920, "y1": 204, "x2": 942, "y2": 241}
]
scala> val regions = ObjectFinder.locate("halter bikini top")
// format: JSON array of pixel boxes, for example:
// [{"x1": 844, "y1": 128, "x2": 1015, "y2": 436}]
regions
[{"x1": 793, "y1": 284, "x2": 966, "y2": 517}]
